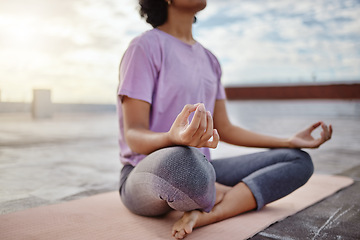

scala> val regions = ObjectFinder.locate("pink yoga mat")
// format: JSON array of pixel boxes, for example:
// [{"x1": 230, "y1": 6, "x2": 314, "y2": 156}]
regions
[{"x1": 0, "y1": 174, "x2": 353, "y2": 240}]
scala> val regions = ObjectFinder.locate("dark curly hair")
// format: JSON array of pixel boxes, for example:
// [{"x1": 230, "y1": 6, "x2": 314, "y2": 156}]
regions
[
  {"x1": 139, "y1": 0, "x2": 168, "y2": 28},
  {"x1": 139, "y1": 0, "x2": 197, "y2": 28}
]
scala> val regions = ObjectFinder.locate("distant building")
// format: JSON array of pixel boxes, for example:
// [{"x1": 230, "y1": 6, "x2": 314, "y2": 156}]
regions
[{"x1": 32, "y1": 89, "x2": 53, "y2": 119}]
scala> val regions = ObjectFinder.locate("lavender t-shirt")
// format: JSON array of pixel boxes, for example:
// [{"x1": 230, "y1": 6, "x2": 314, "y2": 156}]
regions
[{"x1": 118, "y1": 29, "x2": 226, "y2": 166}]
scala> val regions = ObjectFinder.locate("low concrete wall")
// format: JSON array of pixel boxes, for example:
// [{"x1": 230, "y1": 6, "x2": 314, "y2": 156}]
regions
[
  {"x1": 0, "y1": 103, "x2": 116, "y2": 113},
  {"x1": 0, "y1": 102, "x2": 31, "y2": 113},
  {"x1": 54, "y1": 103, "x2": 116, "y2": 113},
  {"x1": 225, "y1": 83, "x2": 360, "y2": 100}
]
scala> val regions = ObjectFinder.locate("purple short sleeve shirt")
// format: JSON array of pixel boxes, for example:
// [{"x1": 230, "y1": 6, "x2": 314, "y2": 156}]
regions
[{"x1": 118, "y1": 29, "x2": 226, "y2": 166}]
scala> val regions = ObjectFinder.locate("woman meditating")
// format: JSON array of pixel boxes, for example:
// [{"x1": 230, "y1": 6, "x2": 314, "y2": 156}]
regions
[{"x1": 117, "y1": 0, "x2": 333, "y2": 239}]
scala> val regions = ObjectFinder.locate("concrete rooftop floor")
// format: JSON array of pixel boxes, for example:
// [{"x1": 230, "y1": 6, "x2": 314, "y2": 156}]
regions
[{"x1": 0, "y1": 100, "x2": 359, "y2": 239}]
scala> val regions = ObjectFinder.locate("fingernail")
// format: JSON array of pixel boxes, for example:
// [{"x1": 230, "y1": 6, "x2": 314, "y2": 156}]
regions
[{"x1": 198, "y1": 104, "x2": 205, "y2": 112}]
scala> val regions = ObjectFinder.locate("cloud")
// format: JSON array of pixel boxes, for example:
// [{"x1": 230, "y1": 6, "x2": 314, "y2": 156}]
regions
[
  {"x1": 196, "y1": 0, "x2": 360, "y2": 85},
  {"x1": 0, "y1": 0, "x2": 359, "y2": 103}
]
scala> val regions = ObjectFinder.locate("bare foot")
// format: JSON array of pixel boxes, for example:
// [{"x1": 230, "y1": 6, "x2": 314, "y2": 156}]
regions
[
  {"x1": 172, "y1": 210, "x2": 200, "y2": 239},
  {"x1": 171, "y1": 183, "x2": 231, "y2": 239}
]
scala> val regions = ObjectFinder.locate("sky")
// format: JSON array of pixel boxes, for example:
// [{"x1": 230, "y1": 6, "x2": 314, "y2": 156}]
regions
[{"x1": 0, "y1": 0, "x2": 359, "y2": 103}]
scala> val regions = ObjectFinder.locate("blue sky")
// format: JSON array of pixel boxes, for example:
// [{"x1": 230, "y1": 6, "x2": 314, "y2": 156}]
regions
[{"x1": 0, "y1": 0, "x2": 359, "y2": 103}]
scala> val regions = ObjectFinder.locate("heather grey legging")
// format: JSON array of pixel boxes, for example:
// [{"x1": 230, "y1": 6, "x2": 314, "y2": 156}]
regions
[{"x1": 119, "y1": 146, "x2": 313, "y2": 216}]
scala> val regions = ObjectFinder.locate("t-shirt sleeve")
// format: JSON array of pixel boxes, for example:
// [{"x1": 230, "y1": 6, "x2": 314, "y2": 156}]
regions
[
  {"x1": 118, "y1": 41, "x2": 157, "y2": 104},
  {"x1": 212, "y1": 54, "x2": 226, "y2": 100},
  {"x1": 216, "y1": 77, "x2": 226, "y2": 100}
]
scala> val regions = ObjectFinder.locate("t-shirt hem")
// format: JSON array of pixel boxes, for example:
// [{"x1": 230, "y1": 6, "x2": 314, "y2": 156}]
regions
[{"x1": 118, "y1": 89, "x2": 152, "y2": 105}]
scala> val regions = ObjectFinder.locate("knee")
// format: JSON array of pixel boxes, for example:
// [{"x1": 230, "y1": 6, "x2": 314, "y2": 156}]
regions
[
  {"x1": 156, "y1": 146, "x2": 216, "y2": 205},
  {"x1": 288, "y1": 149, "x2": 314, "y2": 180},
  {"x1": 137, "y1": 146, "x2": 216, "y2": 193},
  {"x1": 156, "y1": 146, "x2": 216, "y2": 188}
]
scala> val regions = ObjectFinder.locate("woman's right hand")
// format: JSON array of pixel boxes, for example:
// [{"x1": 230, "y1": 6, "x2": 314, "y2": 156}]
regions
[{"x1": 168, "y1": 103, "x2": 219, "y2": 149}]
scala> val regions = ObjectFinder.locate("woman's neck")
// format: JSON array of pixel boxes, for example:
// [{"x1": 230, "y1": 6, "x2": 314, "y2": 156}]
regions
[{"x1": 157, "y1": 8, "x2": 196, "y2": 45}]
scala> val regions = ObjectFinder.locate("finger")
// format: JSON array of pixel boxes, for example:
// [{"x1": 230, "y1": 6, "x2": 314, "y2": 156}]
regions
[
  {"x1": 321, "y1": 123, "x2": 331, "y2": 140},
  {"x1": 176, "y1": 104, "x2": 198, "y2": 126},
  {"x1": 317, "y1": 126, "x2": 331, "y2": 147},
  {"x1": 206, "y1": 129, "x2": 219, "y2": 149},
  {"x1": 187, "y1": 104, "x2": 207, "y2": 138},
  {"x1": 199, "y1": 111, "x2": 214, "y2": 142},
  {"x1": 329, "y1": 124, "x2": 333, "y2": 138},
  {"x1": 195, "y1": 105, "x2": 208, "y2": 137},
  {"x1": 308, "y1": 121, "x2": 322, "y2": 133},
  {"x1": 319, "y1": 131, "x2": 326, "y2": 144},
  {"x1": 326, "y1": 124, "x2": 333, "y2": 140}
]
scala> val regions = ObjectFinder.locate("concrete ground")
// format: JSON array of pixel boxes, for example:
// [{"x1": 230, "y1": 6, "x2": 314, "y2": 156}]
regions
[{"x1": 0, "y1": 100, "x2": 359, "y2": 239}]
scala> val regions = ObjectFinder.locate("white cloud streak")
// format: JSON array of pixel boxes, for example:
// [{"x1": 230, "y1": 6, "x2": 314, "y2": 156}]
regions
[
  {"x1": 197, "y1": 0, "x2": 360, "y2": 85},
  {"x1": 0, "y1": 0, "x2": 359, "y2": 103}
]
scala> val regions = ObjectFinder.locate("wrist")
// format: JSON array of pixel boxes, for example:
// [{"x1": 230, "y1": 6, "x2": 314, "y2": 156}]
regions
[
  {"x1": 285, "y1": 137, "x2": 294, "y2": 148},
  {"x1": 164, "y1": 131, "x2": 176, "y2": 147}
]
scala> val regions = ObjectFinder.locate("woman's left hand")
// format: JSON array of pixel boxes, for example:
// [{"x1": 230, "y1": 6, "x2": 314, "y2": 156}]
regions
[{"x1": 288, "y1": 121, "x2": 333, "y2": 149}]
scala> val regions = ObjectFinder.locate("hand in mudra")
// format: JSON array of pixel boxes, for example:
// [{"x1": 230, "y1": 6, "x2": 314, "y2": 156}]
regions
[
  {"x1": 169, "y1": 103, "x2": 219, "y2": 148},
  {"x1": 289, "y1": 121, "x2": 333, "y2": 149}
]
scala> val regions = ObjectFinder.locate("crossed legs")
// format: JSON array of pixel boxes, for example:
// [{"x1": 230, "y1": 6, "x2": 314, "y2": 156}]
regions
[{"x1": 119, "y1": 147, "x2": 313, "y2": 239}]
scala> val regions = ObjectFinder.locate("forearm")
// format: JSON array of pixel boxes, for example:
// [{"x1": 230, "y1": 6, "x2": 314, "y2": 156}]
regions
[
  {"x1": 220, "y1": 124, "x2": 291, "y2": 149},
  {"x1": 123, "y1": 101, "x2": 219, "y2": 155},
  {"x1": 213, "y1": 100, "x2": 332, "y2": 149},
  {"x1": 125, "y1": 128, "x2": 173, "y2": 155}
]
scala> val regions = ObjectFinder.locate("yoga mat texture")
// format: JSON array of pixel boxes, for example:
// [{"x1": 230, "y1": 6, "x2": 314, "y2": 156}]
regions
[{"x1": 0, "y1": 174, "x2": 353, "y2": 240}]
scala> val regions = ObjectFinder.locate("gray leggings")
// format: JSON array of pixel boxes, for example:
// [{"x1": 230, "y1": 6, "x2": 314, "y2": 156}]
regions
[{"x1": 119, "y1": 146, "x2": 313, "y2": 216}]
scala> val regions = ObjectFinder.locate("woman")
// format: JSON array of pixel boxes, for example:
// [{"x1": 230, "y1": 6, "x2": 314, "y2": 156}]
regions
[{"x1": 117, "y1": 0, "x2": 333, "y2": 239}]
